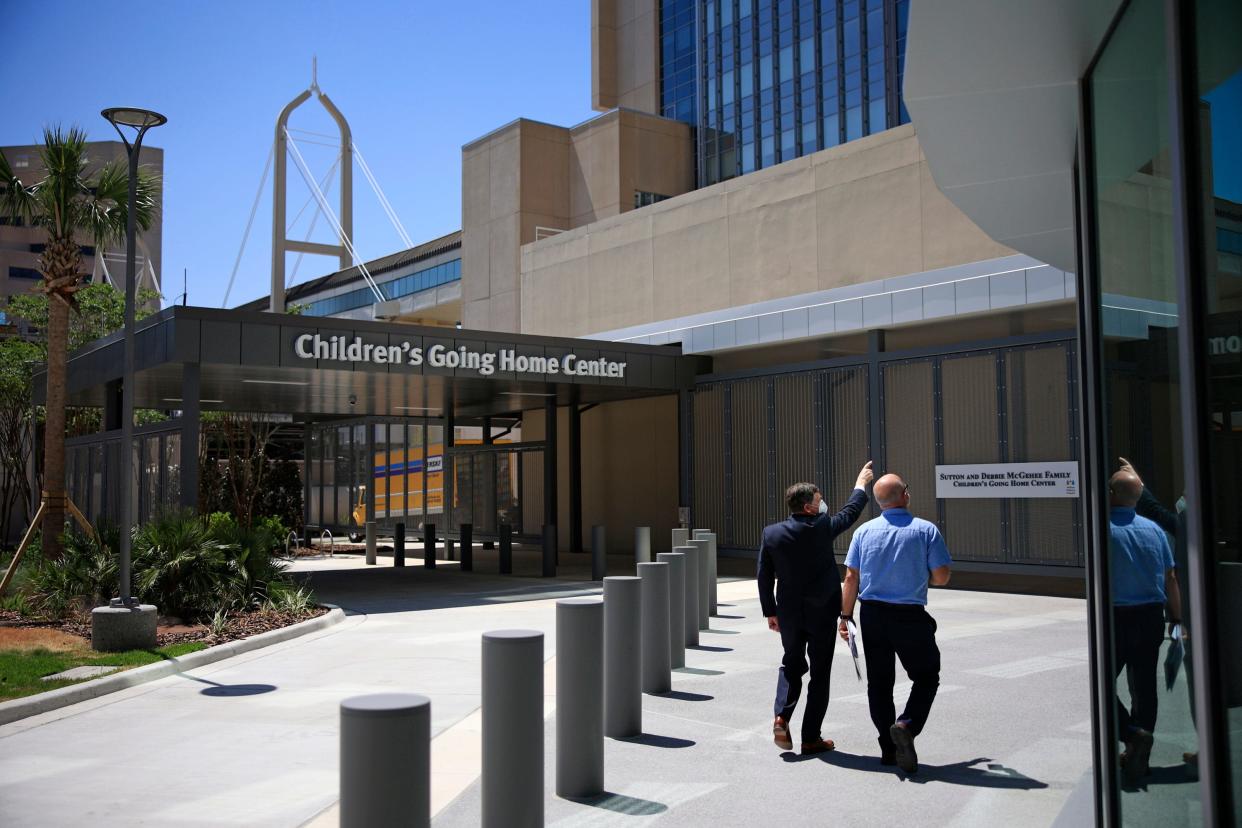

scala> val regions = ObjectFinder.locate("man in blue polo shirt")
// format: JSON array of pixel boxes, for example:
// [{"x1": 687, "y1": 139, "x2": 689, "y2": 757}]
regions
[
  {"x1": 1108, "y1": 469, "x2": 1181, "y2": 785},
  {"x1": 840, "y1": 473, "x2": 951, "y2": 774}
]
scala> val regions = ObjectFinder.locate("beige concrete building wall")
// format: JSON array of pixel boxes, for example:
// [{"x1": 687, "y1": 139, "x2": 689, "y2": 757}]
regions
[
  {"x1": 520, "y1": 124, "x2": 1018, "y2": 337},
  {"x1": 461, "y1": 111, "x2": 692, "y2": 332},
  {"x1": 592, "y1": 0, "x2": 660, "y2": 114},
  {"x1": 521, "y1": 394, "x2": 680, "y2": 553}
]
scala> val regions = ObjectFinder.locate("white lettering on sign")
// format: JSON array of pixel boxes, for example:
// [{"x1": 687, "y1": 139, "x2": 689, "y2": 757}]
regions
[
  {"x1": 291, "y1": 334, "x2": 627, "y2": 379},
  {"x1": 934, "y1": 462, "x2": 1080, "y2": 499}
]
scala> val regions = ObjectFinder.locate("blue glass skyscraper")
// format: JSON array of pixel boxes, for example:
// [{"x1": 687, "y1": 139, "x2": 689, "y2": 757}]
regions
[{"x1": 662, "y1": 0, "x2": 910, "y2": 186}]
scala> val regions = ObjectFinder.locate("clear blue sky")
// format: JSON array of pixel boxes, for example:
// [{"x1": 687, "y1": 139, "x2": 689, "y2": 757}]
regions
[{"x1": 1, "y1": 0, "x2": 594, "y2": 309}]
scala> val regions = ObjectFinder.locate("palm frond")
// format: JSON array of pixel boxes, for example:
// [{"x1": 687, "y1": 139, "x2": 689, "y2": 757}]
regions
[{"x1": 0, "y1": 149, "x2": 36, "y2": 224}]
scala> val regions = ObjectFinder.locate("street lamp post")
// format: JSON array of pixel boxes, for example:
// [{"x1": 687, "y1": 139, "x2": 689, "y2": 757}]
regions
[{"x1": 91, "y1": 108, "x2": 164, "y2": 651}]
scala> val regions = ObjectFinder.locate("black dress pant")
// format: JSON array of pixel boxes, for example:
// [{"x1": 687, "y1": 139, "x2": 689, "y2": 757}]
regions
[
  {"x1": 860, "y1": 601, "x2": 941, "y2": 753},
  {"x1": 1113, "y1": 602, "x2": 1165, "y2": 737},
  {"x1": 772, "y1": 603, "x2": 837, "y2": 744}
]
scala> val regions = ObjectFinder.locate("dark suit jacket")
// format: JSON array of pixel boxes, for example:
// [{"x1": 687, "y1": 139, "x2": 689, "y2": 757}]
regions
[{"x1": 757, "y1": 488, "x2": 868, "y2": 625}]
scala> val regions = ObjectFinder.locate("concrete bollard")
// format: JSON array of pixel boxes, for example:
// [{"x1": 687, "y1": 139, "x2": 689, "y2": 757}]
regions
[
  {"x1": 482, "y1": 630, "x2": 544, "y2": 827},
  {"x1": 689, "y1": 538, "x2": 711, "y2": 630},
  {"x1": 394, "y1": 523, "x2": 405, "y2": 568},
  {"x1": 671, "y1": 527, "x2": 689, "y2": 549},
  {"x1": 423, "y1": 524, "x2": 437, "y2": 570},
  {"x1": 673, "y1": 545, "x2": 700, "y2": 646},
  {"x1": 690, "y1": 531, "x2": 720, "y2": 615},
  {"x1": 656, "y1": 552, "x2": 686, "y2": 669},
  {"x1": 591, "y1": 525, "x2": 607, "y2": 581},
  {"x1": 634, "y1": 526, "x2": 651, "y2": 564},
  {"x1": 499, "y1": 524, "x2": 513, "y2": 574},
  {"x1": 556, "y1": 598, "x2": 604, "y2": 798},
  {"x1": 637, "y1": 562, "x2": 671, "y2": 693},
  {"x1": 542, "y1": 524, "x2": 557, "y2": 578},
  {"x1": 603, "y1": 576, "x2": 642, "y2": 737},
  {"x1": 365, "y1": 521, "x2": 377, "y2": 566},
  {"x1": 445, "y1": 538, "x2": 456, "y2": 562},
  {"x1": 460, "y1": 524, "x2": 473, "y2": 572},
  {"x1": 340, "y1": 693, "x2": 430, "y2": 828}
]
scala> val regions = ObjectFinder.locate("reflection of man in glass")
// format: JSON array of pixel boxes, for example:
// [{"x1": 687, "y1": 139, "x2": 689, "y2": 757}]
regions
[{"x1": 1108, "y1": 470, "x2": 1183, "y2": 785}]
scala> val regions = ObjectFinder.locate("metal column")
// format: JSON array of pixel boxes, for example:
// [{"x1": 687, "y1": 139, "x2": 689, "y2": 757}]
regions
[{"x1": 179, "y1": 363, "x2": 200, "y2": 510}]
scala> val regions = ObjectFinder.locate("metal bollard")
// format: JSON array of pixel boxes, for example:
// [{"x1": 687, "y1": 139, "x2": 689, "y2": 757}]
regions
[
  {"x1": 689, "y1": 538, "x2": 711, "y2": 630},
  {"x1": 603, "y1": 576, "x2": 642, "y2": 737},
  {"x1": 460, "y1": 523, "x2": 473, "y2": 572},
  {"x1": 591, "y1": 525, "x2": 607, "y2": 581},
  {"x1": 340, "y1": 693, "x2": 430, "y2": 828},
  {"x1": 673, "y1": 545, "x2": 699, "y2": 647},
  {"x1": 542, "y1": 524, "x2": 557, "y2": 578},
  {"x1": 482, "y1": 630, "x2": 544, "y2": 827},
  {"x1": 394, "y1": 523, "x2": 405, "y2": 568},
  {"x1": 424, "y1": 524, "x2": 437, "y2": 570},
  {"x1": 694, "y1": 530, "x2": 718, "y2": 615},
  {"x1": 656, "y1": 552, "x2": 686, "y2": 668},
  {"x1": 365, "y1": 521, "x2": 377, "y2": 566},
  {"x1": 634, "y1": 526, "x2": 651, "y2": 564},
  {"x1": 637, "y1": 562, "x2": 671, "y2": 693},
  {"x1": 671, "y1": 527, "x2": 689, "y2": 549},
  {"x1": 499, "y1": 524, "x2": 513, "y2": 574},
  {"x1": 556, "y1": 598, "x2": 604, "y2": 798}
]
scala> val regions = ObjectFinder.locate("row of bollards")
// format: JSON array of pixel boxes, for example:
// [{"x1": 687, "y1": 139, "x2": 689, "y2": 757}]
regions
[{"x1": 340, "y1": 524, "x2": 720, "y2": 827}]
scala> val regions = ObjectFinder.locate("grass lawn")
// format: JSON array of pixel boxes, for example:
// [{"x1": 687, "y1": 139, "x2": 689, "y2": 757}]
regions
[{"x1": 0, "y1": 631, "x2": 207, "y2": 702}]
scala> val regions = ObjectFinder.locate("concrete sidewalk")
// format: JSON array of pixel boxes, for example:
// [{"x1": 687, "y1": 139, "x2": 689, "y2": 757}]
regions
[{"x1": 0, "y1": 558, "x2": 1091, "y2": 826}]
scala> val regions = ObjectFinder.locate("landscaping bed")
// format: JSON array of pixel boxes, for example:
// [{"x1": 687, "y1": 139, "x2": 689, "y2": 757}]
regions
[{"x1": 0, "y1": 605, "x2": 328, "y2": 703}]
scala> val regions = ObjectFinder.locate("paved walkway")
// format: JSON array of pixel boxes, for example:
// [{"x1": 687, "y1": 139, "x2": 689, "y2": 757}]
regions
[{"x1": 0, "y1": 555, "x2": 1092, "y2": 826}]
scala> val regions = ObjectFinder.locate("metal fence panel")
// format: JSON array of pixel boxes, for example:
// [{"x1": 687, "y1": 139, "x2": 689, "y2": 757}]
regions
[
  {"x1": 940, "y1": 353, "x2": 1005, "y2": 562},
  {"x1": 773, "y1": 374, "x2": 816, "y2": 526},
  {"x1": 1007, "y1": 344, "x2": 1081, "y2": 565},
  {"x1": 881, "y1": 359, "x2": 938, "y2": 533},
  {"x1": 729, "y1": 379, "x2": 768, "y2": 551},
  {"x1": 692, "y1": 384, "x2": 726, "y2": 545},
  {"x1": 825, "y1": 365, "x2": 870, "y2": 553}
]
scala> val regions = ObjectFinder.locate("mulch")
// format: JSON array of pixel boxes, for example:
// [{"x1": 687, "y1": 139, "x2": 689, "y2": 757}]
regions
[{"x1": 0, "y1": 606, "x2": 328, "y2": 648}]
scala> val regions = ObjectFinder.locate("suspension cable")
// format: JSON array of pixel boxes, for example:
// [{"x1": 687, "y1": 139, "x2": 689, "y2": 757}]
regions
[
  {"x1": 222, "y1": 141, "x2": 275, "y2": 308},
  {"x1": 284, "y1": 127, "x2": 384, "y2": 302},
  {"x1": 352, "y1": 139, "x2": 414, "y2": 248}
]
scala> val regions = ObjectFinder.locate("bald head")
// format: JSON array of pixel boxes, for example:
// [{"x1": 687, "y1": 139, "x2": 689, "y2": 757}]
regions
[
  {"x1": 874, "y1": 474, "x2": 908, "y2": 509},
  {"x1": 1109, "y1": 471, "x2": 1144, "y2": 507}
]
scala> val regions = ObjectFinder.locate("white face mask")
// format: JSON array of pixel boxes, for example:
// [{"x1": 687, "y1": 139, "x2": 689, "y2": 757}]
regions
[{"x1": 818, "y1": 497, "x2": 828, "y2": 515}]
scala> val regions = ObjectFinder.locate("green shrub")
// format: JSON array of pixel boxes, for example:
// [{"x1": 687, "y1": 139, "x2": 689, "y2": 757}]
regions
[
  {"x1": 27, "y1": 527, "x2": 118, "y2": 616},
  {"x1": 133, "y1": 510, "x2": 233, "y2": 619}
]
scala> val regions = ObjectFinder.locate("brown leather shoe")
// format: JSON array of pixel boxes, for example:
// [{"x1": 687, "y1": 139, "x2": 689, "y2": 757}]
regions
[
  {"x1": 773, "y1": 717, "x2": 793, "y2": 750},
  {"x1": 801, "y1": 738, "x2": 835, "y2": 755}
]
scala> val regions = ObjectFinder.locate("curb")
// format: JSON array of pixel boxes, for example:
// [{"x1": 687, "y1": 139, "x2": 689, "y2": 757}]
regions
[{"x1": 0, "y1": 604, "x2": 346, "y2": 727}]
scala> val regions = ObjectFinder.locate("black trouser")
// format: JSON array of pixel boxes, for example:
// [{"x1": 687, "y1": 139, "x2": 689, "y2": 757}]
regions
[
  {"x1": 1113, "y1": 602, "x2": 1165, "y2": 737},
  {"x1": 772, "y1": 605, "x2": 837, "y2": 744},
  {"x1": 860, "y1": 601, "x2": 941, "y2": 754}
]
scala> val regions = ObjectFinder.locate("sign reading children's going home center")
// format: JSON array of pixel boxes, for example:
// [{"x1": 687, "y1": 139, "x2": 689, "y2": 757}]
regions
[
  {"x1": 934, "y1": 462, "x2": 1079, "y2": 498},
  {"x1": 292, "y1": 334, "x2": 627, "y2": 378}
]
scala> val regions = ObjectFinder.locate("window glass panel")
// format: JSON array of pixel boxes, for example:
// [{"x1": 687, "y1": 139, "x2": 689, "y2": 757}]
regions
[
  {"x1": 1194, "y1": 0, "x2": 1242, "y2": 818},
  {"x1": 1089, "y1": 0, "x2": 1196, "y2": 817}
]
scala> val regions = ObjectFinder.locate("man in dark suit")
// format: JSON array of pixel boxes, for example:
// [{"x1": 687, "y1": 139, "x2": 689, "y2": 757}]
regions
[{"x1": 759, "y1": 462, "x2": 873, "y2": 754}]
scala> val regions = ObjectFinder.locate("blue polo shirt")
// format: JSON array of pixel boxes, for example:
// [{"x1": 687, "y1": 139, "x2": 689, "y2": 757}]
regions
[
  {"x1": 1109, "y1": 507, "x2": 1174, "y2": 606},
  {"x1": 845, "y1": 508, "x2": 952, "y2": 605}
]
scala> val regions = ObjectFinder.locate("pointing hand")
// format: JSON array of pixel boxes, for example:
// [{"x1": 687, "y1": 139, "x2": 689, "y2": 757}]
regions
[{"x1": 856, "y1": 461, "x2": 875, "y2": 489}]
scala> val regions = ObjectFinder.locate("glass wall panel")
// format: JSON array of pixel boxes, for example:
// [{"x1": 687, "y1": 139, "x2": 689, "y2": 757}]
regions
[
  {"x1": 1090, "y1": 0, "x2": 1197, "y2": 817},
  {"x1": 334, "y1": 426, "x2": 350, "y2": 532},
  {"x1": 426, "y1": 424, "x2": 444, "y2": 520},
  {"x1": 1193, "y1": 0, "x2": 1242, "y2": 817},
  {"x1": 165, "y1": 433, "x2": 181, "y2": 511}
]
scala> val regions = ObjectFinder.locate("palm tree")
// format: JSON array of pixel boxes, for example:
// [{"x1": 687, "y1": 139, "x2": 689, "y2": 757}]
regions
[{"x1": 0, "y1": 126, "x2": 159, "y2": 560}]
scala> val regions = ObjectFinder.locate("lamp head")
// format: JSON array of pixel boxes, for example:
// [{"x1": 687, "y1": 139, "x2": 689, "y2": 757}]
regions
[{"x1": 101, "y1": 108, "x2": 167, "y2": 130}]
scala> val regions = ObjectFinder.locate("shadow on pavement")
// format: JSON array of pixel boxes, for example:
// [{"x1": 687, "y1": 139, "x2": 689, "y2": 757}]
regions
[
  {"x1": 565, "y1": 791, "x2": 668, "y2": 815},
  {"x1": 1121, "y1": 762, "x2": 1197, "y2": 792},
  {"x1": 688, "y1": 644, "x2": 733, "y2": 653},
  {"x1": 294, "y1": 566, "x2": 604, "y2": 615},
  {"x1": 674, "y1": 666, "x2": 725, "y2": 676},
  {"x1": 702, "y1": 628, "x2": 741, "y2": 635},
  {"x1": 784, "y1": 751, "x2": 1049, "y2": 789},
  {"x1": 654, "y1": 690, "x2": 714, "y2": 702},
  {"x1": 615, "y1": 733, "x2": 697, "y2": 749},
  {"x1": 170, "y1": 672, "x2": 278, "y2": 697}
]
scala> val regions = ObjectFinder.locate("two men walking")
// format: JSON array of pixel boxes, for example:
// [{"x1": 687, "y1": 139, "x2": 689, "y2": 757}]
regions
[{"x1": 758, "y1": 467, "x2": 952, "y2": 774}]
